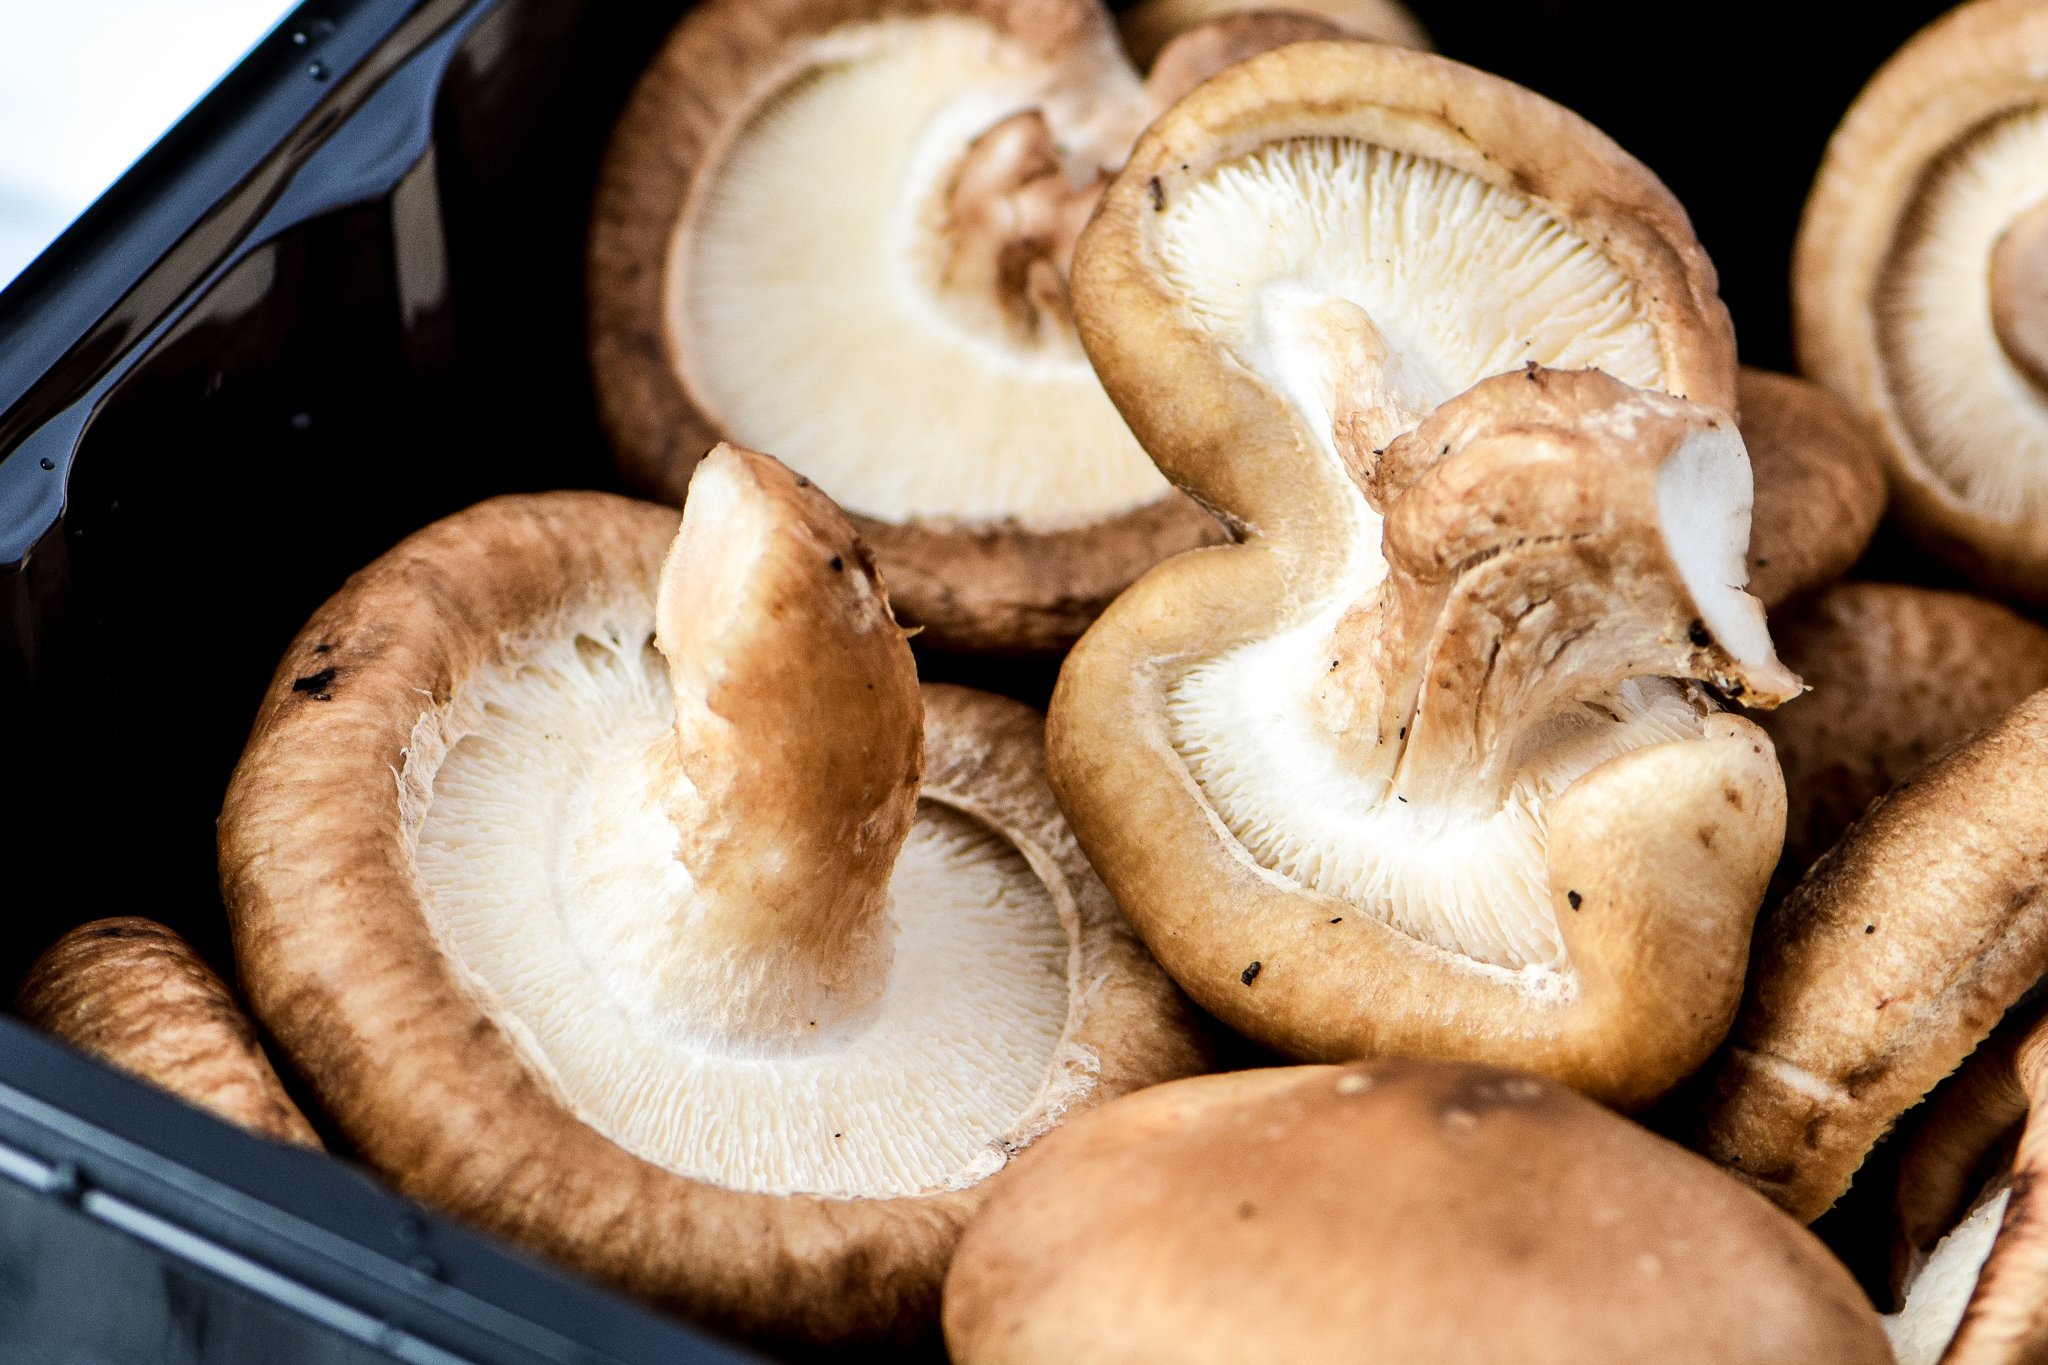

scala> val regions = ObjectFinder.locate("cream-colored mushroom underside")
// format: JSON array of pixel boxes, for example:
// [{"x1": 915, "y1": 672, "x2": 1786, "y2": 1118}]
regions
[
  {"x1": 1886, "y1": 1180, "x2": 2012, "y2": 1365},
  {"x1": 1156, "y1": 137, "x2": 1709, "y2": 972},
  {"x1": 1880, "y1": 107, "x2": 2048, "y2": 520},
  {"x1": 405, "y1": 616, "x2": 1082, "y2": 1200},
  {"x1": 673, "y1": 17, "x2": 1166, "y2": 530}
]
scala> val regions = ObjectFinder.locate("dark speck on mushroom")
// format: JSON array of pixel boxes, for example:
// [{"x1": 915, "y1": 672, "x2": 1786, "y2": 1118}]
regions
[
  {"x1": 1329, "y1": 918, "x2": 1342, "y2": 924},
  {"x1": 795, "y1": 475, "x2": 810, "y2": 488},
  {"x1": 1148, "y1": 176, "x2": 1165, "y2": 211},
  {"x1": 1688, "y1": 620, "x2": 1711, "y2": 648},
  {"x1": 1865, "y1": 925, "x2": 1876, "y2": 934},
  {"x1": 1241, "y1": 961, "x2": 1262, "y2": 985},
  {"x1": 292, "y1": 668, "x2": 338, "y2": 699},
  {"x1": 1567, "y1": 891, "x2": 1582, "y2": 910},
  {"x1": 1236, "y1": 1201, "x2": 1256, "y2": 1219},
  {"x1": 829, "y1": 555, "x2": 844, "y2": 572},
  {"x1": 313, "y1": 643, "x2": 335, "y2": 655}
]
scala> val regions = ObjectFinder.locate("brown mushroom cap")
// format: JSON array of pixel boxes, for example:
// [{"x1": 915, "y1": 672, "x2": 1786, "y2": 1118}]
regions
[
  {"x1": 1795, "y1": 0, "x2": 2048, "y2": 601},
  {"x1": 942, "y1": 1061, "x2": 1892, "y2": 1365},
  {"x1": 1758, "y1": 582, "x2": 2048, "y2": 881},
  {"x1": 1881, "y1": 1004, "x2": 2048, "y2": 1364},
  {"x1": 1053, "y1": 46, "x2": 1775, "y2": 1107},
  {"x1": 18, "y1": 918, "x2": 319, "y2": 1148},
  {"x1": 588, "y1": 0, "x2": 1239, "y2": 653},
  {"x1": 1677, "y1": 689, "x2": 2048, "y2": 1224},
  {"x1": 219, "y1": 458, "x2": 1203, "y2": 1345},
  {"x1": 1119, "y1": 0, "x2": 1430, "y2": 70},
  {"x1": 1738, "y1": 368, "x2": 1888, "y2": 609}
]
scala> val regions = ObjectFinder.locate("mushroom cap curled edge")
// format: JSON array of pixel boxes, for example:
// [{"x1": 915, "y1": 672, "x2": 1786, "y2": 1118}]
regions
[
  {"x1": 218, "y1": 456, "x2": 1204, "y2": 1346},
  {"x1": 1678, "y1": 690, "x2": 2048, "y2": 1227},
  {"x1": 1051, "y1": 41, "x2": 1791, "y2": 1108},
  {"x1": 590, "y1": 0, "x2": 1257, "y2": 653},
  {"x1": 1795, "y1": 0, "x2": 2048, "y2": 601},
  {"x1": 18, "y1": 918, "x2": 319, "y2": 1149},
  {"x1": 1118, "y1": 0, "x2": 1431, "y2": 71},
  {"x1": 942, "y1": 1061, "x2": 1892, "y2": 1365}
]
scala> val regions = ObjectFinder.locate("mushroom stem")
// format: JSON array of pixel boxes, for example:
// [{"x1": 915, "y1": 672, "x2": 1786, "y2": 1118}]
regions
[
  {"x1": 938, "y1": 111, "x2": 1105, "y2": 349},
  {"x1": 633, "y1": 444, "x2": 921, "y2": 1046},
  {"x1": 1312, "y1": 369, "x2": 1800, "y2": 813},
  {"x1": 1991, "y1": 197, "x2": 2048, "y2": 393}
]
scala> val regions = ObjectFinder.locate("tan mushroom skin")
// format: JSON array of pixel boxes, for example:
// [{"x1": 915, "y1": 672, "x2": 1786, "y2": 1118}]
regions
[
  {"x1": 595, "y1": 0, "x2": 1365, "y2": 652},
  {"x1": 1757, "y1": 582, "x2": 2048, "y2": 884},
  {"x1": 1796, "y1": 0, "x2": 2048, "y2": 600},
  {"x1": 943, "y1": 1061, "x2": 1893, "y2": 1365},
  {"x1": 1737, "y1": 368, "x2": 1887, "y2": 610},
  {"x1": 18, "y1": 918, "x2": 319, "y2": 1148},
  {"x1": 220, "y1": 452, "x2": 1202, "y2": 1345},
  {"x1": 1679, "y1": 690, "x2": 2048, "y2": 1225},
  {"x1": 1050, "y1": 43, "x2": 1792, "y2": 1108}
]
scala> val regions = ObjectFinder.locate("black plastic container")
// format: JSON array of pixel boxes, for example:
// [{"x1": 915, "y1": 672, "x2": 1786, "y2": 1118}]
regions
[{"x1": 0, "y1": 0, "x2": 1962, "y2": 1357}]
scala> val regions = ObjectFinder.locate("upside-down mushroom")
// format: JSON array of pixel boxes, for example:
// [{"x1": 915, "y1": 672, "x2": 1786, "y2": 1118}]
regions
[
  {"x1": 591, "y1": 0, "x2": 1357, "y2": 653},
  {"x1": 1049, "y1": 39, "x2": 1792, "y2": 1108},
  {"x1": 1118, "y1": 0, "x2": 1429, "y2": 71},
  {"x1": 1796, "y1": 0, "x2": 2048, "y2": 601},
  {"x1": 1757, "y1": 582, "x2": 2048, "y2": 881},
  {"x1": 1883, "y1": 1004, "x2": 2048, "y2": 1365},
  {"x1": 943, "y1": 1061, "x2": 1893, "y2": 1365},
  {"x1": 1737, "y1": 368, "x2": 1888, "y2": 610},
  {"x1": 1677, "y1": 689, "x2": 2048, "y2": 1225},
  {"x1": 18, "y1": 918, "x2": 319, "y2": 1148},
  {"x1": 218, "y1": 448, "x2": 1203, "y2": 1345}
]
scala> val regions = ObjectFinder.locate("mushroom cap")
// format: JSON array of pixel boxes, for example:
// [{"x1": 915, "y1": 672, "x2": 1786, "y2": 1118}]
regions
[
  {"x1": 1737, "y1": 368, "x2": 1888, "y2": 610},
  {"x1": 1882, "y1": 1004, "x2": 2048, "y2": 1365},
  {"x1": 942, "y1": 1061, "x2": 1892, "y2": 1365},
  {"x1": 1677, "y1": 689, "x2": 2048, "y2": 1224},
  {"x1": 1758, "y1": 582, "x2": 2048, "y2": 881},
  {"x1": 1118, "y1": 0, "x2": 1430, "y2": 69},
  {"x1": 587, "y1": 0, "x2": 1223, "y2": 653},
  {"x1": 1794, "y1": 0, "x2": 2048, "y2": 601},
  {"x1": 17, "y1": 918, "x2": 319, "y2": 1148},
  {"x1": 218, "y1": 487, "x2": 1203, "y2": 1344},
  {"x1": 1054, "y1": 48, "x2": 1776, "y2": 1101}
]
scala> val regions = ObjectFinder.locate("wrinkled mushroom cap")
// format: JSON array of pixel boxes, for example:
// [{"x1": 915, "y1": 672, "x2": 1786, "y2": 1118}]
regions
[
  {"x1": 1795, "y1": 0, "x2": 2048, "y2": 600},
  {"x1": 588, "y1": 0, "x2": 1236, "y2": 652},
  {"x1": 18, "y1": 918, "x2": 318, "y2": 1148},
  {"x1": 943, "y1": 1061, "x2": 1892, "y2": 1365},
  {"x1": 1051, "y1": 42, "x2": 1781, "y2": 1107},
  {"x1": 1678, "y1": 689, "x2": 2048, "y2": 1225},
  {"x1": 219, "y1": 466, "x2": 1202, "y2": 1345},
  {"x1": 1737, "y1": 368, "x2": 1888, "y2": 609},
  {"x1": 1758, "y1": 582, "x2": 2048, "y2": 882}
]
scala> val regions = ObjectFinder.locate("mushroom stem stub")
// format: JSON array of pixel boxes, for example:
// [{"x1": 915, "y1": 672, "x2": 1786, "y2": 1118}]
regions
[
  {"x1": 637, "y1": 444, "x2": 921, "y2": 1046},
  {"x1": 1992, "y1": 196, "x2": 2048, "y2": 393},
  {"x1": 1315, "y1": 368, "x2": 1799, "y2": 814}
]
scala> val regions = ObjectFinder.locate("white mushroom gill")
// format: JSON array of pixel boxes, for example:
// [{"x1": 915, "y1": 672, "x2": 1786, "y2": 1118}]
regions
[
  {"x1": 1154, "y1": 144, "x2": 1733, "y2": 972},
  {"x1": 1880, "y1": 107, "x2": 2048, "y2": 521},
  {"x1": 673, "y1": 16, "x2": 1167, "y2": 530},
  {"x1": 1886, "y1": 1182, "x2": 2012, "y2": 1365},
  {"x1": 409, "y1": 621, "x2": 1076, "y2": 1200}
]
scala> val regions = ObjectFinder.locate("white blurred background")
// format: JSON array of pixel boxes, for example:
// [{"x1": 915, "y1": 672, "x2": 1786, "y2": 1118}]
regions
[{"x1": 0, "y1": 0, "x2": 298, "y2": 291}]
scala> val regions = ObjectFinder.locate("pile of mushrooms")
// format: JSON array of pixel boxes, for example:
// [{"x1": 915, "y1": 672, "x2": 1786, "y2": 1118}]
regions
[
  {"x1": 35, "y1": 0, "x2": 2048, "y2": 1357},
  {"x1": 588, "y1": 0, "x2": 1435, "y2": 653}
]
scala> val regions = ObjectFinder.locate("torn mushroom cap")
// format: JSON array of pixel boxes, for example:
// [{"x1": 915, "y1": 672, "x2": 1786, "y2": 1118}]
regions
[
  {"x1": 1883, "y1": 1004, "x2": 2048, "y2": 1365},
  {"x1": 1052, "y1": 360, "x2": 1793, "y2": 1110},
  {"x1": 17, "y1": 918, "x2": 319, "y2": 1148},
  {"x1": 219, "y1": 451, "x2": 1202, "y2": 1345},
  {"x1": 592, "y1": 0, "x2": 1298, "y2": 653},
  {"x1": 1676, "y1": 688, "x2": 2048, "y2": 1226},
  {"x1": 1796, "y1": 0, "x2": 2048, "y2": 601},
  {"x1": 1738, "y1": 368, "x2": 1888, "y2": 610},
  {"x1": 1758, "y1": 582, "x2": 2048, "y2": 885},
  {"x1": 943, "y1": 1061, "x2": 1893, "y2": 1365}
]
